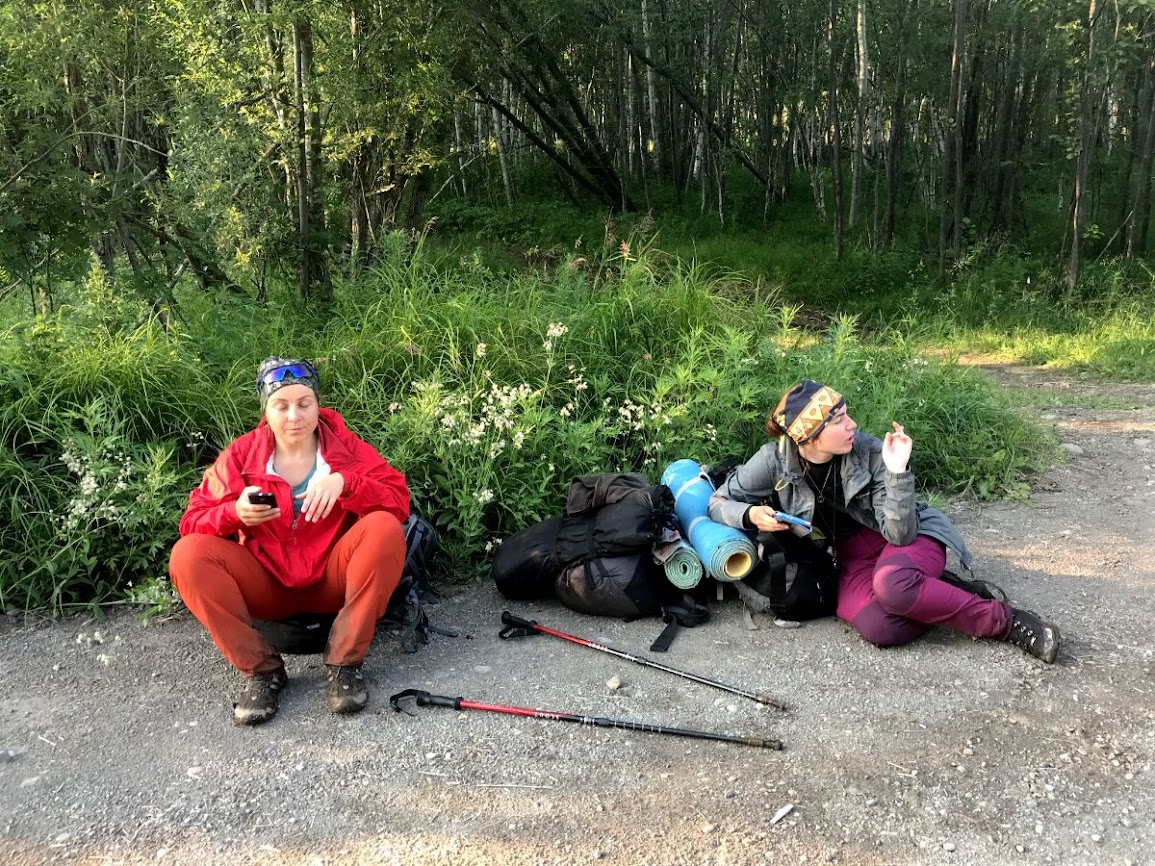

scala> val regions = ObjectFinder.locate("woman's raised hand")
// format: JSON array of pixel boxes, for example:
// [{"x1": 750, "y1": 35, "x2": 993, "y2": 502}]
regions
[{"x1": 882, "y1": 422, "x2": 912, "y2": 473}]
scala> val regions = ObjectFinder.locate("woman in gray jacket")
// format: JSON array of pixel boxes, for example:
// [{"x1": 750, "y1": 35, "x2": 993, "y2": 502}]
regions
[{"x1": 708, "y1": 379, "x2": 1060, "y2": 663}]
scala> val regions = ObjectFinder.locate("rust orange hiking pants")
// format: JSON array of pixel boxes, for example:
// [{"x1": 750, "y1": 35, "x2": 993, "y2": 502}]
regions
[{"x1": 169, "y1": 511, "x2": 405, "y2": 675}]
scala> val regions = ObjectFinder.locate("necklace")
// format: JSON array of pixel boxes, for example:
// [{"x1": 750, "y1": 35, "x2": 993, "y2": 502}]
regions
[
  {"x1": 803, "y1": 456, "x2": 842, "y2": 565},
  {"x1": 803, "y1": 458, "x2": 838, "y2": 504}
]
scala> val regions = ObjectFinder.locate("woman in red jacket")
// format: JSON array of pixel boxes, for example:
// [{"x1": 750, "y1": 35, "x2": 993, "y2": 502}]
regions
[{"x1": 169, "y1": 357, "x2": 410, "y2": 725}]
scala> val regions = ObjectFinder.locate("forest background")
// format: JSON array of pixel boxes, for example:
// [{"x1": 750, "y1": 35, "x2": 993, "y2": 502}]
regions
[{"x1": 1, "y1": 0, "x2": 1152, "y2": 615}]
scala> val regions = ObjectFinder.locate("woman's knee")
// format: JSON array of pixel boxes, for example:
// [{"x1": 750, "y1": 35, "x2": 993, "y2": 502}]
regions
[
  {"x1": 871, "y1": 562, "x2": 922, "y2": 614},
  {"x1": 168, "y1": 534, "x2": 214, "y2": 592},
  {"x1": 356, "y1": 510, "x2": 405, "y2": 545},
  {"x1": 168, "y1": 534, "x2": 242, "y2": 599},
  {"x1": 852, "y1": 605, "x2": 925, "y2": 648}
]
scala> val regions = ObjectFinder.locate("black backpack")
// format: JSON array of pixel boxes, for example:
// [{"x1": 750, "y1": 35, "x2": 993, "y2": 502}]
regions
[
  {"x1": 254, "y1": 513, "x2": 441, "y2": 654},
  {"x1": 492, "y1": 474, "x2": 677, "y2": 610},
  {"x1": 734, "y1": 528, "x2": 838, "y2": 621}
]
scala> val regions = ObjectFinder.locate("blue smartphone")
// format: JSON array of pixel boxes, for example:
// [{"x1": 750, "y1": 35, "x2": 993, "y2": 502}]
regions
[{"x1": 772, "y1": 510, "x2": 812, "y2": 532}]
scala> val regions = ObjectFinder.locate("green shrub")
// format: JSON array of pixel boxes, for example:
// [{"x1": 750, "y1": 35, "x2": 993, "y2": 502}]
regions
[{"x1": 1, "y1": 237, "x2": 1053, "y2": 611}]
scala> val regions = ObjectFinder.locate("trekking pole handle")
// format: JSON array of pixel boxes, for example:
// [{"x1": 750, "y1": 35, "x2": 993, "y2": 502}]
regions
[
  {"x1": 389, "y1": 689, "x2": 462, "y2": 711},
  {"x1": 499, "y1": 610, "x2": 540, "y2": 639},
  {"x1": 501, "y1": 611, "x2": 536, "y2": 629}
]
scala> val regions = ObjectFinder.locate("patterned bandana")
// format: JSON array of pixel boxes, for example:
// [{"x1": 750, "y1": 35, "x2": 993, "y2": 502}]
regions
[
  {"x1": 775, "y1": 379, "x2": 846, "y2": 445},
  {"x1": 255, "y1": 357, "x2": 321, "y2": 409}
]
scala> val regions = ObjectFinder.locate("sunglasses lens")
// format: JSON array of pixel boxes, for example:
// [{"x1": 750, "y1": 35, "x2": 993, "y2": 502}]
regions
[{"x1": 261, "y1": 364, "x2": 311, "y2": 386}]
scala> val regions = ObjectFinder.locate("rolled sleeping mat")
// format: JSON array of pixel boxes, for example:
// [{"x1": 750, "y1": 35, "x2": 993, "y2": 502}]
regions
[
  {"x1": 653, "y1": 535, "x2": 705, "y2": 589},
  {"x1": 660, "y1": 459, "x2": 756, "y2": 582}
]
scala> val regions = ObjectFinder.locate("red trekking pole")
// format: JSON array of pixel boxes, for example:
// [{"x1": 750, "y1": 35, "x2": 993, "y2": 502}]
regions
[
  {"x1": 389, "y1": 689, "x2": 783, "y2": 750},
  {"x1": 499, "y1": 611, "x2": 786, "y2": 710}
]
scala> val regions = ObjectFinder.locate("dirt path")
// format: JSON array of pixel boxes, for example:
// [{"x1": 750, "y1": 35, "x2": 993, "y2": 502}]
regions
[{"x1": 1, "y1": 364, "x2": 1152, "y2": 866}]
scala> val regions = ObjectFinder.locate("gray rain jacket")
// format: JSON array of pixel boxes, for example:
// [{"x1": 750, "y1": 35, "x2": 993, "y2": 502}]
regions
[{"x1": 707, "y1": 431, "x2": 974, "y2": 570}]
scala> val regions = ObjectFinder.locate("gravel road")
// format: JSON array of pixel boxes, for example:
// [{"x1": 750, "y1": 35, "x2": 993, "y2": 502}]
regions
[{"x1": 1, "y1": 365, "x2": 1152, "y2": 866}]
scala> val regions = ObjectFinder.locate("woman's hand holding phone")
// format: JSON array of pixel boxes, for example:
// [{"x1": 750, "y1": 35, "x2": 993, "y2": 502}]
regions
[{"x1": 237, "y1": 486, "x2": 281, "y2": 526}]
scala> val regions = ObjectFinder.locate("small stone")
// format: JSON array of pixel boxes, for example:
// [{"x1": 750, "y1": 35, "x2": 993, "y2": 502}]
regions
[
  {"x1": 1090, "y1": 834, "x2": 1102, "y2": 843},
  {"x1": 773, "y1": 618, "x2": 801, "y2": 629},
  {"x1": 1060, "y1": 443, "x2": 1084, "y2": 456},
  {"x1": 593, "y1": 850, "x2": 606, "y2": 860},
  {"x1": 943, "y1": 842, "x2": 956, "y2": 852},
  {"x1": 1015, "y1": 845, "x2": 1025, "y2": 854},
  {"x1": 702, "y1": 823, "x2": 716, "y2": 833},
  {"x1": 770, "y1": 804, "x2": 794, "y2": 825},
  {"x1": 0, "y1": 749, "x2": 16, "y2": 763},
  {"x1": 606, "y1": 675, "x2": 621, "y2": 690}
]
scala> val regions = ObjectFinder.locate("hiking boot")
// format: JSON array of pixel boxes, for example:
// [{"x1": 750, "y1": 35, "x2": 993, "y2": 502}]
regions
[
  {"x1": 1007, "y1": 608, "x2": 1061, "y2": 664},
  {"x1": 326, "y1": 664, "x2": 368, "y2": 714},
  {"x1": 940, "y1": 570, "x2": 1008, "y2": 602},
  {"x1": 234, "y1": 666, "x2": 288, "y2": 726}
]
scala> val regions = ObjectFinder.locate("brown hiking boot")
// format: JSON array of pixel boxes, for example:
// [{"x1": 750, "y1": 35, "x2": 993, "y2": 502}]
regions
[
  {"x1": 326, "y1": 665, "x2": 368, "y2": 714},
  {"x1": 233, "y1": 666, "x2": 288, "y2": 726},
  {"x1": 1007, "y1": 608, "x2": 1061, "y2": 664}
]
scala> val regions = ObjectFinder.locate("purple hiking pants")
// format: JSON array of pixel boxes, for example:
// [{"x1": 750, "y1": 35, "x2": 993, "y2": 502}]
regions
[{"x1": 835, "y1": 528, "x2": 1012, "y2": 648}]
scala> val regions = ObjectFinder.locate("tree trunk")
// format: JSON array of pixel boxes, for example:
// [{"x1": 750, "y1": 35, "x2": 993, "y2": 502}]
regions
[
  {"x1": 294, "y1": 17, "x2": 331, "y2": 301},
  {"x1": 848, "y1": 0, "x2": 868, "y2": 229},
  {"x1": 828, "y1": 0, "x2": 845, "y2": 259},
  {"x1": 640, "y1": 0, "x2": 662, "y2": 173},
  {"x1": 493, "y1": 79, "x2": 515, "y2": 206},
  {"x1": 938, "y1": 0, "x2": 967, "y2": 274},
  {"x1": 882, "y1": 0, "x2": 915, "y2": 250},
  {"x1": 1125, "y1": 57, "x2": 1155, "y2": 257},
  {"x1": 1066, "y1": 0, "x2": 1100, "y2": 291}
]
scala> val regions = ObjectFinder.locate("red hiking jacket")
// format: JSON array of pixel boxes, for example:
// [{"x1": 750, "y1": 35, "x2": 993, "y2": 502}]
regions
[{"x1": 178, "y1": 408, "x2": 410, "y2": 588}]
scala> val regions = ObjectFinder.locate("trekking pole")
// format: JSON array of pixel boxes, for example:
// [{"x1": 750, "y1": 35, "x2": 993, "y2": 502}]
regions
[
  {"x1": 499, "y1": 611, "x2": 786, "y2": 710},
  {"x1": 389, "y1": 689, "x2": 783, "y2": 750}
]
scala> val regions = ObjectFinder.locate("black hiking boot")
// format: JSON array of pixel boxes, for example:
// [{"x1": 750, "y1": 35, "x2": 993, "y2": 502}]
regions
[
  {"x1": 234, "y1": 666, "x2": 288, "y2": 726},
  {"x1": 326, "y1": 664, "x2": 368, "y2": 714},
  {"x1": 1007, "y1": 608, "x2": 1061, "y2": 664},
  {"x1": 940, "y1": 570, "x2": 1008, "y2": 602}
]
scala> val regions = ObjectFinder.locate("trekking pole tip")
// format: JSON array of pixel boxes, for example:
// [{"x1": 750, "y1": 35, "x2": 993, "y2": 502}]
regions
[
  {"x1": 750, "y1": 737, "x2": 785, "y2": 750},
  {"x1": 755, "y1": 693, "x2": 788, "y2": 711}
]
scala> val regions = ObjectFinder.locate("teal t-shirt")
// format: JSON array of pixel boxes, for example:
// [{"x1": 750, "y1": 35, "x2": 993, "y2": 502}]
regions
[{"x1": 289, "y1": 464, "x2": 317, "y2": 516}]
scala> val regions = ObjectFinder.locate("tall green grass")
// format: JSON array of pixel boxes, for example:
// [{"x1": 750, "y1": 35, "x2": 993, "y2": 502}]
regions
[
  {"x1": 2, "y1": 237, "x2": 1052, "y2": 613},
  {"x1": 428, "y1": 190, "x2": 1155, "y2": 381}
]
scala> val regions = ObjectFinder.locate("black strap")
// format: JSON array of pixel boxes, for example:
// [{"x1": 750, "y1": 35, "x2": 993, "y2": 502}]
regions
[
  {"x1": 649, "y1": 615, "x2": 680, "y2": 653},
  {"x1": 650, "y1": 596, "x2": 710, "y2": 652}
]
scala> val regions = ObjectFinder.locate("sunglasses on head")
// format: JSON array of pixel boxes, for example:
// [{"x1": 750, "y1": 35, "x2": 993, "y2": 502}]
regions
[{"x1": 258, "y1": 363, "x2": 315, "y2": 388}]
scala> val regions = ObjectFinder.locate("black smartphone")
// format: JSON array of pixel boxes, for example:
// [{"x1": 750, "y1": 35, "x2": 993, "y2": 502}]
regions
[{"x1": 248, "y1": 491, "x2": 278, "y2": 507}]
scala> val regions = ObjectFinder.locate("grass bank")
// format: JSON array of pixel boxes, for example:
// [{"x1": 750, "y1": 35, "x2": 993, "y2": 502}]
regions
[{"x1": 1, "y1": 238, "x2": 1050, "y2": 613}]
